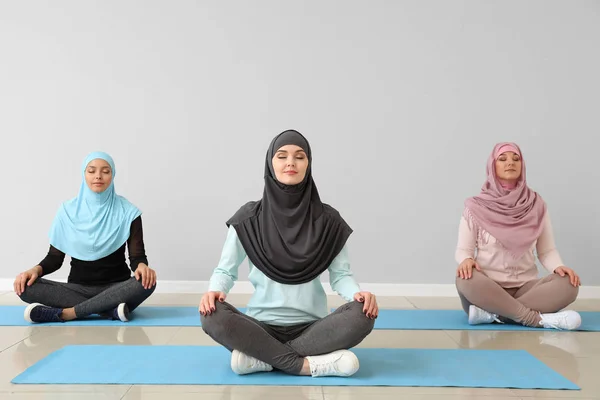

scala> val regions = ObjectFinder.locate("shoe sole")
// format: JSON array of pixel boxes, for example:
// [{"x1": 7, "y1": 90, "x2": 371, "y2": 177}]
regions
[
  {"x1": 24, "y1": 303, "x2": 44, "y2": 323},
  {"x1": 117, "y1": 304, "x2": 129, "y2": 322},
  {"x1": 230, "y1": 350, "x2": 242, "y2": 374}
]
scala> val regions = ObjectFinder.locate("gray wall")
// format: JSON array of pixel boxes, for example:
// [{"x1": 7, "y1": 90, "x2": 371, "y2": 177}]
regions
[{"x1": 1, "y1": 0, "x2": 598, "y2": 285}]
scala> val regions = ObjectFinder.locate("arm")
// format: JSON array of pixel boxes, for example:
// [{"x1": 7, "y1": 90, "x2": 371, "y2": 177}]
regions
[
  {"x1": 536, "y1": 213, "x2": 564, "y2": 274},
  {"x1": 455, "y1": 215, "x2": 477, "y2": 265},
  {"x1": 38, "y1": 245, "x2": 66, "y2": 276},
  {"x1": 208, "y1": 226, "x2": 247, "y2": 294},
  {"x1": 127, "y1": 216, "x2": 149, "y2": 272},
  {"x1": 328, "y1": 246, "x2": 361, "y2": 302}
]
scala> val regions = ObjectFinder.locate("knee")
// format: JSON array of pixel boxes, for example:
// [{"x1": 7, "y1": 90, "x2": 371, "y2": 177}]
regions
[
  {"x1": 554, "y1": 275, "x2": 579, "y2": 304},
  {"x1": 455, "y1": 269, "x2": 484, "y2": 291},
  {"x1": 131, "y1": 278, "x2": 156, "y2": 297},
  {"x1": 16, "y1": 281, "x2": 39, "y2": 303},
  {"x1": 345, "y1": 300, "x2": 375, "y2": 333},
  {"x1": 200, "y1": 301, "x2": 231, "y2": 337}
]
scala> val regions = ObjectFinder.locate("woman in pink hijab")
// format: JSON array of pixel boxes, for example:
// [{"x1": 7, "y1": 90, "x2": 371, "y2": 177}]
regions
[{"x1": 455, "y1": 142, "x2": 581, "y2": 330}]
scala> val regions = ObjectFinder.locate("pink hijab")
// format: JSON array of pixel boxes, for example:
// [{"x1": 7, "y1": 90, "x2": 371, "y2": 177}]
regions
[{"x1": 464, "y1": 142, "x2": 547, "y2": 259}]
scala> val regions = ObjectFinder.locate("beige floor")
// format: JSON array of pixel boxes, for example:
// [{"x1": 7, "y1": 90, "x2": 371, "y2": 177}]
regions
[{"x1": 0, "y1": 291, "x2": 599, "y2": 400}]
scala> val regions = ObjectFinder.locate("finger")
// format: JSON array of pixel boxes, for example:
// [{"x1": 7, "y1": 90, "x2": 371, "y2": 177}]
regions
[
  {"x1": 458, "y1": 268, "x2": 463, "y2": 279},
  {"x1": 208, "y1": 294, "x2": 216, "y2": 313},
  {"x1": 570, "y1": 272, "x2": 576, "y2": 287},
  {"x1": 146, "y1": 270, "x2": 152, "y2": 289},
  {"x1": 142, "y1": 268, "x2": 148, "y2": 289},
  {"x1": 151, "y1": 271, "x2": 156, "y2": 287},
  {"x1": 368, "y1": 298, "x2": 377, "y2": 318},
  {"x1": 557, "y1": 269, "x2": 565, "y2": 277},
  {"x1": 467, "y1": 265, "x2": 472, "y2": 279},
  {"x1": 20, "y1": 275, "x2": 27, "y2": 294},
  {"x1": 372, "y1": 302, "x2": 379, "y2": 318},
  {"x1": 218, "y1": 292, "x2": 226, "y2": 302},
  {"x1": 135, "y1": 269, "x2": 141, "y2": 281},
  {"x1": 363, "y1": 295, "x2": 372, "y2": 316},
  {"x1": 27, "y1": 275, "x2": 36, "y2": 286},
  {"x1": 200, "y1": 296, "x2": 210, "y2": 315}
]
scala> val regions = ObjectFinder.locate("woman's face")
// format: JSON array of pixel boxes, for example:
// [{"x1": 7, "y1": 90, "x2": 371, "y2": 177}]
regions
[
  {"x1": 272, "y1": 145, "x2": 309, "y2": 185},
  {"x1": 85, "y1": 158, "x2": 113, "y2": 193},
  {"x1": 495, "y1": 151, "x2": 522, "y2": 184}
]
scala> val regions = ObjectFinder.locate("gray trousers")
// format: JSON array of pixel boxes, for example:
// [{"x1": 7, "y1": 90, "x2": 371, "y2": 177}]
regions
[
  {"x1": 201, "y1": 300, "x2": 375, "y2": 375},
  {"x1": 18, "y1": 277, "x2": 156, "y2": 318}
]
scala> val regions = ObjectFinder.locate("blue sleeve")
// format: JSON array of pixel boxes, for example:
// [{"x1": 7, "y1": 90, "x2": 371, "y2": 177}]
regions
[
  {"x1": 328, "y1": 245, "x2": 361, "y2": 302},
  {"x1": 208, "y1": 226, "x2": 247, "y2": 294}
]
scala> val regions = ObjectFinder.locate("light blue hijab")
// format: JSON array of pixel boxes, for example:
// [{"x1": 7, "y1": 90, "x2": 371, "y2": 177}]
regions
[{"x1": 48, "y1": 152, "x2": 142, "y2": 261}]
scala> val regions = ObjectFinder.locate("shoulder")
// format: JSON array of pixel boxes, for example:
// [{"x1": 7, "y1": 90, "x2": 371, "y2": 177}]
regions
[
  {"x1": 321, "y1": 203, "x2": 352, "y2": 232},
  {"x1": 226, "y1": 200, "x2": 261, "y2": 226}
]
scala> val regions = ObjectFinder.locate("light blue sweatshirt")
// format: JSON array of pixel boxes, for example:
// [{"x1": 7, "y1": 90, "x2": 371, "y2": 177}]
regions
[{"x1": 208, "y1": 226, "x2": 361, "y2": 326}]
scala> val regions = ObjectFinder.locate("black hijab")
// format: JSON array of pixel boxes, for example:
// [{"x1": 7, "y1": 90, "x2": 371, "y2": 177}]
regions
[{"x1": 226, "y1": 130, "x2": 353, "y2": 285}]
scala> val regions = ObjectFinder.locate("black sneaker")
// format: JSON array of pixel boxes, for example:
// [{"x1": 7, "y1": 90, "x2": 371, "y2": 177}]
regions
[{"x1": 24, "y1": 303, "x2": 63, "y2": 323}]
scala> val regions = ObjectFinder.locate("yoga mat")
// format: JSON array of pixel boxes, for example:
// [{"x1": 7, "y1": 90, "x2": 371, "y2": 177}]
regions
[
  {"x1": 2, "y1": 305, "x2": 598, "y2": 331},
  {"x1": 0, "y1": 306, "x2": 217, "y2": 327},
  {"x1": 369, "y1": 309, "x2": 600, "y2": 331},
  {"x1": 11, "y1": 345, "x2": 578, "y2": 389}
]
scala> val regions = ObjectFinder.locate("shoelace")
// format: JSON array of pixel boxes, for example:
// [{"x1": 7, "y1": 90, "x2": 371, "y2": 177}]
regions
[
  {"x1": 34, "y1": 306, "x2": 61, "y2": 322},
  {"x1": 311, "y1": 354, "x2": 342, "y2": 376},
  {"x1": 541, "y1": 314, "x2": 567, "y2": 330}
]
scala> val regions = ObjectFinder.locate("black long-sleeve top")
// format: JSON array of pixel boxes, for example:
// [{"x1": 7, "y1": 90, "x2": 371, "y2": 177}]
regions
[{"x1": 38, "y1": 216, "x2": 149, "y2": 286}]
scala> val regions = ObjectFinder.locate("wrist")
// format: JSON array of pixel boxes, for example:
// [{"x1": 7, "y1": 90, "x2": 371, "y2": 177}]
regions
[{"x1": 32, "y1": 265, "x2": 43, "y2": 275}]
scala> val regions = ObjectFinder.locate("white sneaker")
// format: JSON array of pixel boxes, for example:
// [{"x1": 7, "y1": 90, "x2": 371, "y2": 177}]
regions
[
  {"x1": 539, "y1": 310, "x2": 582, "y2": 330},
  {"x1": 306, "y1": 350, "x2": 359, "y2": 377},
  {"x1": 468, "y1": 305, "x2": 502, "y2": 325},
  {"x1": 230, "y1": 350, "x2": 273, "y2": 375}
]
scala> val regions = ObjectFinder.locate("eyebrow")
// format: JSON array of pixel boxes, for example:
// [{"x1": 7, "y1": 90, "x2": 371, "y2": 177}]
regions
[{"x1": 275, "y1": 150, "x2": 306, "y2": 154}]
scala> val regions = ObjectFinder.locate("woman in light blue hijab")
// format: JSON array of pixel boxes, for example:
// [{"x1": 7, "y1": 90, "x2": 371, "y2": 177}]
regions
[{"x1": 13, "y1": 152, "x2": 157, "y2": 323}]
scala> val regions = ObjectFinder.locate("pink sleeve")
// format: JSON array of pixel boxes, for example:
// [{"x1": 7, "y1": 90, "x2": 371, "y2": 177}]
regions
[
  {"x1": 455, "y1": 216, "x2": 476, "y2": 265},
  {"x1": 536, "y1": 213, "x2": 564, "y2": 273}
]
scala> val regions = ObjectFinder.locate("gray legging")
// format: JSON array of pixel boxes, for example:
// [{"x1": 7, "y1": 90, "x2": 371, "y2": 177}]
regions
[
  {"x1": 456, "y1": 270, "x2": 579, "y2": 327},
  {"x1": 18, "y1": 277, "x2": 155, "y2": 318},
  {"x1": 201, "y1": 300, "x2": 375, "y2": 375}
]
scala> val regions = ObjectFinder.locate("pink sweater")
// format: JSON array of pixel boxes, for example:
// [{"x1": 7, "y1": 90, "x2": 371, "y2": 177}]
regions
[{"x1": 455, "y1": 213, "x2": 564, "y2": 288}]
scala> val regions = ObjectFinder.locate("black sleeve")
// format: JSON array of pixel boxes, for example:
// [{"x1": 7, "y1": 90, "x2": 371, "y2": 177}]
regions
[
  {"x1": 38, "y1": 245, "x2": 66, "y2": 276},
  {"x1": 127, "y1": 216, "x2": 149, "y2": 272}
]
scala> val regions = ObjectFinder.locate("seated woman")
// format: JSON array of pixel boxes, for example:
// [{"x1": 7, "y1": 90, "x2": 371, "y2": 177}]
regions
[
  {"x1": 14, "y1": 152, "x2": 157, "y2": 323},
  {"x1": 200, "y1": 130, "x2": 377, "y2": 378},
  {"x1": 455, "y1": 142, "x2": 581, "y2": 330}
]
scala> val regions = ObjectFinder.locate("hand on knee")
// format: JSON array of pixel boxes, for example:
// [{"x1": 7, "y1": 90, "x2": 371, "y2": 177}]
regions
[{"x1": 133, "y1": 278, "x2": 156, "y2": 294}]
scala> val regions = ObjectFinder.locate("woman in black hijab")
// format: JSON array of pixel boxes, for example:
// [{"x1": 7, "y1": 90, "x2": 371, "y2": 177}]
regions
[{"x1": 200, "y1": 130, "x2": 377, "y2": 377}]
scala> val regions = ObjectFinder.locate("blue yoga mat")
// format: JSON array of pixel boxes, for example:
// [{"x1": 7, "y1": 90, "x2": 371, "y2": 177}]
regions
[
  {"x1": 11, "y1": 345, "x2": 578, "y2": 389},
  {"x1": 371, "y1": 309, "x2": 600, "y2": 331},
  {"x1": 0, "y1": 306, "x2": 203, "y2": 326},
  {"x1": 2, "y1": 305, "x2": 598, "y2": 331}
]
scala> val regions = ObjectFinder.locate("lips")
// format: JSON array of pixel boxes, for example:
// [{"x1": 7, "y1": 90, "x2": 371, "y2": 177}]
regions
[{"x1": 284, "y1": 171, "x2": 297, "y2": 175}]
